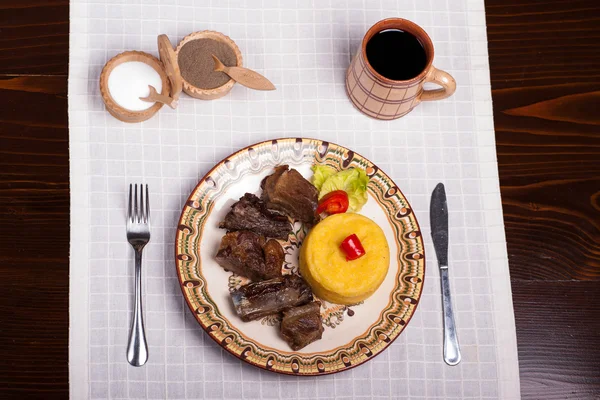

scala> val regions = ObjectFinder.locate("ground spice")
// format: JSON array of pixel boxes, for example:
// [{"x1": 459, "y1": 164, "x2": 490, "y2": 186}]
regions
[{"x1": 178, "y1": 38, "x2": 237, "y2": 90}]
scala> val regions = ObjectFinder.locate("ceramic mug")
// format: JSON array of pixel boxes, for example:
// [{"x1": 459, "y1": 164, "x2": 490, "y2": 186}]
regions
[{"x1": 346, "y1": 18, "x2": 456, "y2": 120}]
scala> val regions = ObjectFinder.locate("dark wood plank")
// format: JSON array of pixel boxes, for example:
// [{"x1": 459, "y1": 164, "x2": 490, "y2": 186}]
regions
[
  {"x1": 0, "y1": 1, "x2": 69, "y2": 75},
  {"x1": 487, "y1": 3, "x2": 600, "y2": 282},
  {"x1": 512, "y1": 281, "x2": 600, "y2": 400},
  {"x1": 0, "y1": 75, "x2": 69, "y2": 399},
  {"x1": 486, "y1": 0, "x2": 600, "y2": 398},
  {"x1": 485, "y1": 0, "x2": 600, "y2": 89}
]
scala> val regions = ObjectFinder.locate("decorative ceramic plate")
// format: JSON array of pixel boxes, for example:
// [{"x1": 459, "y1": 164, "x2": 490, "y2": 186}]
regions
[{"x1": 175, "y1": 138, "x2": 425, "y2": 375}]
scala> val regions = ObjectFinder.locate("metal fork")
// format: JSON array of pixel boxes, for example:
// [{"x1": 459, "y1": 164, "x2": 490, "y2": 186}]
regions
[{"x1": 126, "y1": 184, "x2": 150, "y2": 367}]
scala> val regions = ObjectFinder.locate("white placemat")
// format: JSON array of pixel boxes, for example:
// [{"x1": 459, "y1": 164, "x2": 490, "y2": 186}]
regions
[{"x1": 68, "y1": 0, "x2": 520, "y2": 399}]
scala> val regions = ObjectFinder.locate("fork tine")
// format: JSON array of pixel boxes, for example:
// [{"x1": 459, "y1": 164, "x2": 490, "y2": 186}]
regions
[
  {"x1": 134, "y1": 184, "x2": 139, "y2": 223},
  {"x1": 145, "y1": 184, "x2": 150, "y2": 223},
  {"x1": 128, "y1": 184, "x2": 133, "y2": 222},
  {"x1": 140, "y1": 184, "x2": 145, "y2": 223}
]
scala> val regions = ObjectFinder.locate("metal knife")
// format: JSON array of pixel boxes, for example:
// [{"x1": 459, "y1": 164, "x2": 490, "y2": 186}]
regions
[{"x1": 430, "y1": 183, "x2": 462, "y2": 366}]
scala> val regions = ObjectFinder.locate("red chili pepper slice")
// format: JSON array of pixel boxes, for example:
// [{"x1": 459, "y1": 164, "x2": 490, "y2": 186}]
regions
[
  {"x1": 340, "y1": 234, "x2": 366, "y2": 261},
  {"x1": 316, "y1": 190, "x2": 349, "y2": 215}
]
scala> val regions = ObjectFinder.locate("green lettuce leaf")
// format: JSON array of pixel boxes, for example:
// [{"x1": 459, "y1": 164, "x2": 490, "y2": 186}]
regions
[
  {"x1": 318, "y1": 168, "x2": 369, "y2": 212},
  {"x1": 311, "y1": 165, "x2": 337, "y2": 191}
]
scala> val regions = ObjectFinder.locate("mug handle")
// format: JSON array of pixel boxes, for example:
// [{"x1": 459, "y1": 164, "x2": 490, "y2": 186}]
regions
[{"x1": 418, "y1": 66, "x2": 456, "y2": 102}]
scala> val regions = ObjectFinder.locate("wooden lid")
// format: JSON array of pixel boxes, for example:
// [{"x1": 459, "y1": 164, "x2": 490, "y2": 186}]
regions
[{"x1": 157, "y1": 34, "x2": 183, "y2": 100}]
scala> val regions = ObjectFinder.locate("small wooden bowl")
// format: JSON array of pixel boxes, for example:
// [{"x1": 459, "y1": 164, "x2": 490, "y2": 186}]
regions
[
  {"x1": 175, "y1": 31, "x2": 243, "y2": 100},
  {"x1": 99, "y1": 51, "x2": 171, "y2": 123}
]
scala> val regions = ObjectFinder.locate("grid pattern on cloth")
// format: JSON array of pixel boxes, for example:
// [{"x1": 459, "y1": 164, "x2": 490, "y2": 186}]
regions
[{"x1": 68, "y1": 0, "x2": 520, "y2": 399}]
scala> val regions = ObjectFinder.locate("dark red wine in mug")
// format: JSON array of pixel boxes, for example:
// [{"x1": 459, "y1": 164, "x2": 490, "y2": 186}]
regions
[{"x1": 365, "y1": 29, "x2": 427, "y2": 81}]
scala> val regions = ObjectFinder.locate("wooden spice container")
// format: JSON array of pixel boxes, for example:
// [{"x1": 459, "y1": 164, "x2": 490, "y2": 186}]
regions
[
  {"x1": 175, "y1": 31, "x2": 243, "y2": 100},
  {"x1": 100, "y1": 31, "x2": 247, "y2": 122},
  {"x1": 100, "y1": 35, "x2": 182, "y2": 123}
]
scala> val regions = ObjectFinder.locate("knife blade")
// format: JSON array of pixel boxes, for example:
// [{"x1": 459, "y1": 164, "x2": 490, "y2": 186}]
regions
[
  {"x1": 430, "y1": 183, "x2": 461, "y2": 366},
  {"x1": 430, "y1": 183, "x2": 449, "y2": 267}
]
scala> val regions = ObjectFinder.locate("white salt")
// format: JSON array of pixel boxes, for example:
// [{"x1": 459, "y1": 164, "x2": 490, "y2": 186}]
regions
[{"x1": 107, "y1": 61, "x2": 163, "y2": 111}]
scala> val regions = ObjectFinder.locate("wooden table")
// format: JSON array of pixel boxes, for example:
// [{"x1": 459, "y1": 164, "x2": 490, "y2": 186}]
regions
[{"x1": 0, "y1": 1, "x2": 598, "y2": 399}]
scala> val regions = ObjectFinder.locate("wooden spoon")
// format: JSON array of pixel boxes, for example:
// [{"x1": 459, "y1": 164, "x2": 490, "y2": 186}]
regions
[
  {"x1": 212, "y1": 55, "x2": 276, "y2": 91},
  {"x1": 139, "y1": 85, "x2": 178, "y2": 109}
]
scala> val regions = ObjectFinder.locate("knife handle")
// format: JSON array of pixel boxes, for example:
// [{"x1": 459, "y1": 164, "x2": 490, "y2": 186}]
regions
[{"x1": 440, "y1": 267, "x2": 461, "y2": 365}]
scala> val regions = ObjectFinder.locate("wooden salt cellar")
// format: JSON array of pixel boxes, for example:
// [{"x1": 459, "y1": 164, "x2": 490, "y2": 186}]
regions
[
  {"x1": 100, "y1": 31, "x2": 260, "y2": 122},
  {"x1": 99, "y1": 35, "x2": 182, "y2": 123}
]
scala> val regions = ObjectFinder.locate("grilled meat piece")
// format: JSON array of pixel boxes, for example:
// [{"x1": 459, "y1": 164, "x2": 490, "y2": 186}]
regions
[
  {"x1": 219, "y1": 193, "x2": 292, "y2": 240},
  {"x1": 215, "y1": 231, "x2": 283, "y2": 281},
  {"x1": 230, "y1": 275, "x2": 313, "y2": 322},
  {"x1": 261, "y1": 165, "x2": 319, "y2": 224},
  {"x1": 263, "y1": 239, "x2": 285, "y2": 276},
  {"x1": 280, "y1": 302, "x2": 324, "y2": 350}
]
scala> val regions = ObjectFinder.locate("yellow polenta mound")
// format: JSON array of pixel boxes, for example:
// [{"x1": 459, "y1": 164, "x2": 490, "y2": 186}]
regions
[{"x1": 300, "y1": 213, "x2": 390, "y2": 305}]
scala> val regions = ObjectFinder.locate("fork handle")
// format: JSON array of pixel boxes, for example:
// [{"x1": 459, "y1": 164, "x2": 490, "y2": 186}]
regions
[{"x1": 127, "y1": 248, "x2": 148, "y2": 366}]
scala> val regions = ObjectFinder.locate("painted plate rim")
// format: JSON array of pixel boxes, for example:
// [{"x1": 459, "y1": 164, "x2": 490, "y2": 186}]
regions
[{"x1": 174, "y1": 137, "x2": 426, "y2": 376}]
